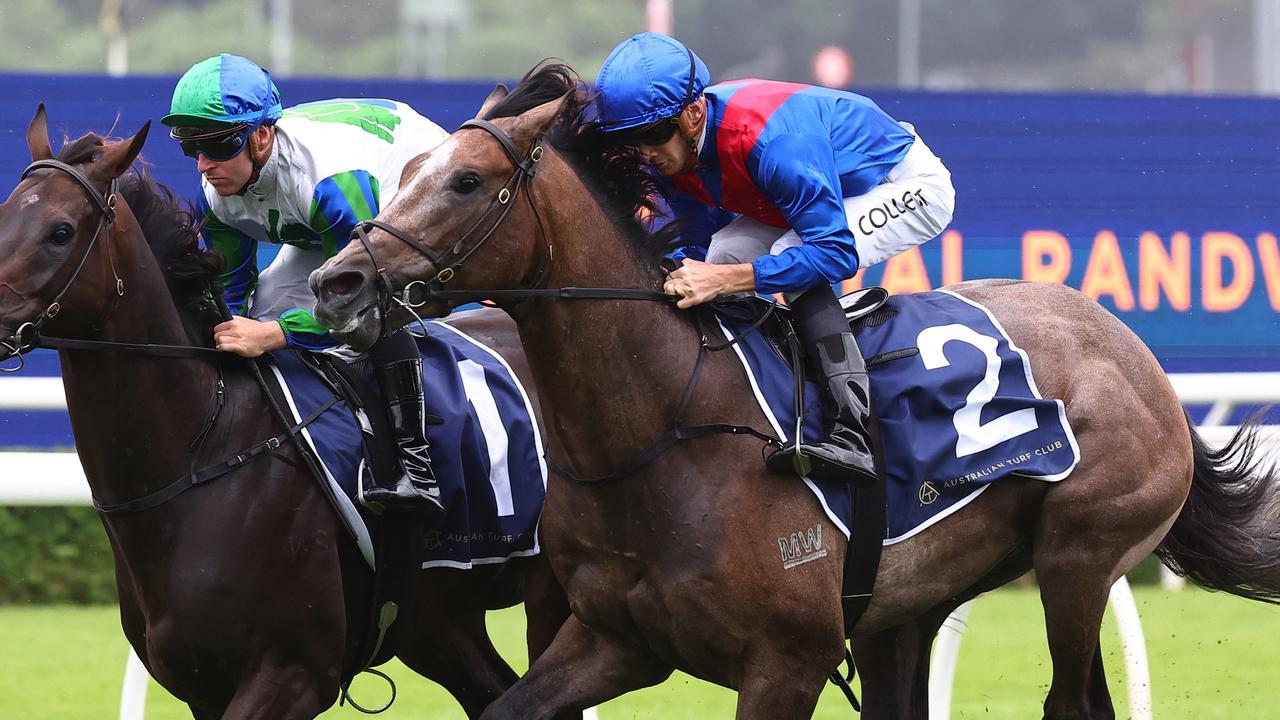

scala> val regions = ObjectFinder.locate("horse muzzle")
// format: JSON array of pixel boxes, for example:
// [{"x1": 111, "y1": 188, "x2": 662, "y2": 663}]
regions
[{"x1": 309, "y1": 261, "x2": 385, "y2": 351}]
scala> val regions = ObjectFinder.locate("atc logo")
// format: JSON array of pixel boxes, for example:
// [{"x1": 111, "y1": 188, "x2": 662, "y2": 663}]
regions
[{"x1": 918, "y1": 481, "x2": 940, "y2": 506}]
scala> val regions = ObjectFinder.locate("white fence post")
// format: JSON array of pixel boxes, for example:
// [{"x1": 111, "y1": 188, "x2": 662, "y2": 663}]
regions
[
  {"x1": 929, "y1": 578, "x2": 1152, "y2": 720},
  {"x1": 928, "y1": 600, "x2": 973, "y2": 718},
  {"x1": 1108, "y1": 577, "x2": 1153, "y2": 720},
  {"x1": 119, "y1": 651, "x2": 149, "y2": 720}
]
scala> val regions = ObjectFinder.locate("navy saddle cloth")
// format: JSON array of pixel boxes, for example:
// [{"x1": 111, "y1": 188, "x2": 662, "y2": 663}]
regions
[
  {"x1": 267, "y1": 320, "x2": 547, "y2": 569},
  {"x1": 717, "y1": 288, "x2": 1080, "y2": 544}
]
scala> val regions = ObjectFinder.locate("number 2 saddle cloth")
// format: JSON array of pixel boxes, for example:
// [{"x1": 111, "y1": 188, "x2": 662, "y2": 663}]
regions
[
  {"x1": 266, "y1": 320, "x2": 547, "y2": 571},
  {"x1": 719, "y1": 288, "x2": 1080, "y2": 546}
]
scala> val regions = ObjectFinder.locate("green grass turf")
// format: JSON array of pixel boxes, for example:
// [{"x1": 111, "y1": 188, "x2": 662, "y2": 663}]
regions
[{"x1": 1, "y1": 586, "x2": 1277, "y2": 718}]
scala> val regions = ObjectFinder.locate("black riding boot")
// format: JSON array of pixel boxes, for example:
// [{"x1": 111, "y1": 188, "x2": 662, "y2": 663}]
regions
[
  {"x1": 766, "y1": 287, "x2": 878, "y2": 486},
  {"x1": 364, "y1": 356, "x2": 446, "y2": 518}
]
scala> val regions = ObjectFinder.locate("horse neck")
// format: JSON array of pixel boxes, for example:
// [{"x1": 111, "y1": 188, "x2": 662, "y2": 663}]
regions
[
  {"x1": 56, "y1": 219, "x2": 221, "y2": 511},
  {"x1": 507, "y1": 158, "x2": 728, "y2": 478}
]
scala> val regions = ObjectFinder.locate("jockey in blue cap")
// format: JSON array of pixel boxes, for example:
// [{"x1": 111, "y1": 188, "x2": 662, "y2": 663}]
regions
[
  {"x1": 163, "y1": 54, "x2": 451, "y2": 517},
  {"x1": 594, "y1": 33, "x2": 956, "y2": 486}
]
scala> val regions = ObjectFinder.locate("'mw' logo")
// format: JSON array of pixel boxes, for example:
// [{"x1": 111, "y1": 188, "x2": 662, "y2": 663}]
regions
[{"x1": 778, "y1": 525, "x2": 827, "y2": 569}]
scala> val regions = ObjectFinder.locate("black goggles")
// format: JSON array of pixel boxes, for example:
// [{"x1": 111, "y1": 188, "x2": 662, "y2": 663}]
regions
[
  {"x1": 605, "y1": 43, "x2": 698, "y2": 147},
  {"x1": 170, "y1": 124, "x2": 253, "y2": 162},
  {"x1": 618, "y1": 116, "x2": 682, "y2": 146}
]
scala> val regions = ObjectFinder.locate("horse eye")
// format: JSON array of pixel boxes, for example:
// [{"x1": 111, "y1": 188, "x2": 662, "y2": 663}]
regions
[
  {"x1": 452, "y1": 173, "x2": 481, "y2": 195},
  {"x1": 49, "y1": 224, "x2": 74, "y2": 246}
]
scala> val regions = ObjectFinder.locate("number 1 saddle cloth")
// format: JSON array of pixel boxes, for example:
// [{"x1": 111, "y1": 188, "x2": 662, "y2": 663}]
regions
[{"x1": 266, "y1": 319, "x2": 547, "y2": 570}]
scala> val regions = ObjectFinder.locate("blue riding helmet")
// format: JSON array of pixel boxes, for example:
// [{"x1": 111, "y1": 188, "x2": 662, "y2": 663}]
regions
[{"x1": 593, "y1": 32, "x2": 710, "y2": 132}]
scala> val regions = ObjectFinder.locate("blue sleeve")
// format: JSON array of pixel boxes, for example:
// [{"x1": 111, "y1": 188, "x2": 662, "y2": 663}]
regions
[
  {"x1": 195, "y1": 191, "x2": 258, "y2": 316},
  {"x1": 308, "y1": 170, "x2": 382, "y2": 257},
  {"x1": 748, "y1": 133, "x2": 861, "y2": 294},
  {"x1": 650, "y1": 179, "x2": 734, "y2": 265}
]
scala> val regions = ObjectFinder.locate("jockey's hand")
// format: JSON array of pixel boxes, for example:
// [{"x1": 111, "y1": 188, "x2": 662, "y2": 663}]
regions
[
  {"x1": 663, "y1": 260, "x2": 756, "y2": 310},
  {"x1": 213, "y1": 317, "x2": 287, "y2": 357}
]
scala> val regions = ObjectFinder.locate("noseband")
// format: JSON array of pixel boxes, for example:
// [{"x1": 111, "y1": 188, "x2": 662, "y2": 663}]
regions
[
  {"x1": 0, "y1": 159, "x2": 123, "y2": 372},
  {"x1": 350, "y1": 117, "x2": 552, "y2": 329}
]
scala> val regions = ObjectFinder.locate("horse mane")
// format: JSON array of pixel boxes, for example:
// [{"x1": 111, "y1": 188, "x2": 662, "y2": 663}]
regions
[
  {"x1": 481, "y1": 61, "x2": 679, "y2": 273},
  {"x1": 57, "y1": 132, "x2": 224, "y2": 345}
]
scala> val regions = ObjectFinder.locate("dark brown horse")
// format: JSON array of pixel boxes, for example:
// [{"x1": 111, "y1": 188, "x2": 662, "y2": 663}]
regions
[
  {"x1": 311, "y1": 65, "x2": 1280, "y2": 720},
  {"x1": 0, "y1": 108, "x2": 570, "y2": 719}
]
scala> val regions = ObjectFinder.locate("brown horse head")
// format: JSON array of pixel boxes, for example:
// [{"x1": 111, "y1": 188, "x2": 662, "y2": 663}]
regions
[
  {"x1": 0, "y1": 105, "x2": 149, "y2": 355},
  {"x1": 311, "y1": 83, "x2": 570, "y2": 350}
]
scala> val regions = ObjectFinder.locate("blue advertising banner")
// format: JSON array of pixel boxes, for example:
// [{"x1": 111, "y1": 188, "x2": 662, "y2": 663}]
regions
[
  {"x1": 868, "y1": 90, "x2": 1280, "y2": 372},
  {"x1": 3, "y1": 75, "x2": 1275, "y2": 373},
  {"x1": 0, "y1": 74, "x2": 1276, "y2": 448}
]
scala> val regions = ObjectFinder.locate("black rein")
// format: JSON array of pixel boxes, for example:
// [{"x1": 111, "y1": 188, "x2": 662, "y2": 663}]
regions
[
  {"x1": 350, "y1": 118, "x2": 783, "y2": 487},
  {"x1": 4, "y1": 158, "x2": 332, "y2": 515}
]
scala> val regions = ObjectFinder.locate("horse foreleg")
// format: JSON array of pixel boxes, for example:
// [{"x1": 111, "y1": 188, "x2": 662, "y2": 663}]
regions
[
  {"x1": 479, "y1": 615, "x2": 671, "y2": 720},
  {"x1": 397, "y1": 607, "x2": 519, "y2": 719}
]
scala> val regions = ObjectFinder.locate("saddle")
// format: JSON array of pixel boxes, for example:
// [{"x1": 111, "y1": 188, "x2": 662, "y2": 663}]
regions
[{"x1": 710, "y1": 286, "x2": 894, "y2": 382}]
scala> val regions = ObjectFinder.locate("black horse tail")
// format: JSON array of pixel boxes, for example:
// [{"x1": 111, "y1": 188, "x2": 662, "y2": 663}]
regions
[{"x1": 1155, "y1": 412, "x2": 1280, "y2": 604}]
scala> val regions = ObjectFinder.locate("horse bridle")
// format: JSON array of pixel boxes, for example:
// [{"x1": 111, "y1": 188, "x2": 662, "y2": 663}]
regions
[
  {"x1": 0, "y1": 159, "x2": 341, "y2": 518},
  {"x1": 0, "y1": 159, "x2": 124, "y2": 372},
  {"x1": 349, "y1": 118, "x2": 556, "y2": 332}
]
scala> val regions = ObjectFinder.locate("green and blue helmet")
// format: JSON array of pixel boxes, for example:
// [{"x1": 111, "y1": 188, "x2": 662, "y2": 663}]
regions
[{"x1": 162, "y1": 54, "x2": 282, "y2": 129}]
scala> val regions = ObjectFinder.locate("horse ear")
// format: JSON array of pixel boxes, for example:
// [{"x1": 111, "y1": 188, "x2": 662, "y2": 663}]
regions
[
  {"x1": 27, "y1": 104, "x2": 53, "y2": 161},
  {"x1": 94, "y1": 121, "x2": 151, "y2": 181},
  {"x1": 477, "y1": 83, "x2": 509, "y2": 119},
  {"x1": 510, "y1": 92, "x2": 570, "y2": 151}
]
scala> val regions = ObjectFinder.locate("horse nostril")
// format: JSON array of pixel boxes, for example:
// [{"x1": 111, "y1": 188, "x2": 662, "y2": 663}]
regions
[{"x1": 325, "y1": 271, "x2": 364, "y2": 298}]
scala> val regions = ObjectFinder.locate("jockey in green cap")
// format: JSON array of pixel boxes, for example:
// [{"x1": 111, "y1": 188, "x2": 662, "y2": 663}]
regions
[{"x1": 163, "y1": 53, "x2": 449, "y2": 518}]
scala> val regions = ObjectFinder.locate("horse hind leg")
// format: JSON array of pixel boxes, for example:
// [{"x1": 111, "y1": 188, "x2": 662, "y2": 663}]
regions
[
  {"x1": 733, "y1": 644, "x2": 844, "y2": 720},
  {"x1": 1086, "y1": 644, "x2": 1116, "y2": 720},
  {"x1": 852, "y1": 603, "x2": 958, "y2": 720},
  {"x1": 481, "y1": 615, "x2": 672, "y2": 720},
  {"x1": 218, "y1": 665, "x2": 334, "y2": 720},
  {"x1": 396, "y1": 606, "x2": 518, "y2": 718},
  {"x1": 1032, "y1": 465, "x2": 1175, "y2": 720}
]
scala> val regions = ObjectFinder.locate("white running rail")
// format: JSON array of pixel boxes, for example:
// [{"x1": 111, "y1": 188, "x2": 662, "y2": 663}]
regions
[
  {"x1": 2, "y1": 372, "x2": 1278, "y2": 720},
  {"x1": 928, "y1": 578, "x2": 1152, "y2": 720}
]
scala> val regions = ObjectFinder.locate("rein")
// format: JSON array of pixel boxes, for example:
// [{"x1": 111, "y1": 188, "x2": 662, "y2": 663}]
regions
[
  {"x1": 353, "y1": 117, "x2": 783, "y2": 486},
  {"x1": 547, "y1": 305, "x2": 784, "y2": 486},
  {"x1": 1, "y1": 158, "x2": 335, "y2": 516}
]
